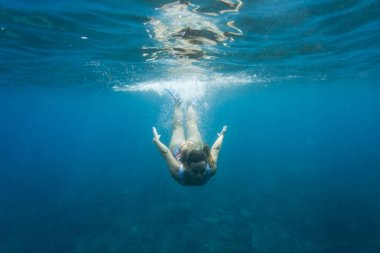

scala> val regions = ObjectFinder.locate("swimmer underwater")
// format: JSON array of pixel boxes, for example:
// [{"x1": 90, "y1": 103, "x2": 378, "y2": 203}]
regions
[{"x1": 152, "y1": 98, "x2": 227, "y2": 186}]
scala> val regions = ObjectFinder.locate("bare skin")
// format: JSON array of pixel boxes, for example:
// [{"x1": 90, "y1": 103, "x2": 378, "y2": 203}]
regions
[{"x1": 153, "y1": 104, "x2": 227, "y2": 185}]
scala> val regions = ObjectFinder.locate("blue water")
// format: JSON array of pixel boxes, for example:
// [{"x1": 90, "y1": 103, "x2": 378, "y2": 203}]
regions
[{"x1": 1, "y1": 0, "x2": 380, "y2": 252}]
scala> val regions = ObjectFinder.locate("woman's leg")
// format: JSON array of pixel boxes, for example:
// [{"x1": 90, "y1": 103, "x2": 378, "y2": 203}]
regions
[
  {"x1": 186, "y1": 104, "x2": 203, "y2": 146},
  {"x1": 169, "y1": 105, "x2": 186, "y2": 151}
]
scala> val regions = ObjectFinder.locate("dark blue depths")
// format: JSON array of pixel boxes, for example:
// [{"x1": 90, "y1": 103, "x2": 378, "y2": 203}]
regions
[
  {"x1": 1, "y1": 0, "x2": 380, "y2": 252},
  {"x1": 1, "y1": 82, "x2": 380, "y2": 253}
]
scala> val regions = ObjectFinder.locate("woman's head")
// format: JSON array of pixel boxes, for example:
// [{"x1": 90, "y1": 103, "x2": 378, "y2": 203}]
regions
[
  {"x1": 181, "y1": 146, "x2": 208, "y2": 165},
  {"x1": 180, "y1": 145, "x2": 213, "y2": 182}
]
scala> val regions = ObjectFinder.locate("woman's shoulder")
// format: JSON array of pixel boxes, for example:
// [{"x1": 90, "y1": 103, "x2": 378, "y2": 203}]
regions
[{"x1": 209, "y1": 163, "x2": 217, "y2": 175}]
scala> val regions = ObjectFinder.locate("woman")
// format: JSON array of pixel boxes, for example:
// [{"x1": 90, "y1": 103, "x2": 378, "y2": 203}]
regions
[{"x1": 153, "y1": 102, "x2": 227, "y2": 186}]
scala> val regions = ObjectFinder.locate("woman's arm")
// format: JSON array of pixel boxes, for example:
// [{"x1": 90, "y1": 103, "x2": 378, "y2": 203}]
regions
[
  {"x1": 152, "y1": 127, "x2": 180, "y2": 178},
  {"x1": 210, "y1": 125, "x2": 228, "y2": 171}
]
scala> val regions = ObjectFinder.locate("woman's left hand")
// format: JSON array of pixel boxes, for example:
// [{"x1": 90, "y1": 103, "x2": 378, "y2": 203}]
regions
[{"x1": 218, "y1": 125, "x2": 228, "y2": 137}]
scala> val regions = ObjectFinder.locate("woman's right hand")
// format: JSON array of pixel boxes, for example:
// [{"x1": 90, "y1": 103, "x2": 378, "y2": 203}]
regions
[{"x1": 152, "y1": 126, "x2": 161, "y2": 142}]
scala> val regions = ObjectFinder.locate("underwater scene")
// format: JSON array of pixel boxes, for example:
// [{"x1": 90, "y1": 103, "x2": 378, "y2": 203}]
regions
[{"x1": 1, "y1": 0, "x2": 380, "y2": 252}]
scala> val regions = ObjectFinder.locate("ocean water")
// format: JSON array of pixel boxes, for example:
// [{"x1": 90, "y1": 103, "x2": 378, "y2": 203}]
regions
[{"x1": 1, "y1": 0, "x2": 380, "y2": 252}]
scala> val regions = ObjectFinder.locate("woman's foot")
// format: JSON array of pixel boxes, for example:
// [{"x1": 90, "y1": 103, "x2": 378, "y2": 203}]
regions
[
  {"x1": 165, "y1": 89, "x2": 182, "y2": 106},
  {"x1": 186, "y1": 101, "x2": 195, "y2": 108}
]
